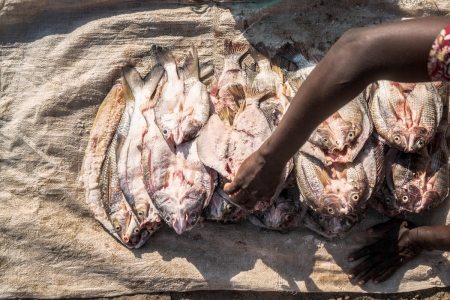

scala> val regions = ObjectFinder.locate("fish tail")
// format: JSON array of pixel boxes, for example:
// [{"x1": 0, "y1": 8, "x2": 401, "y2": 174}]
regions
[
  {"x1": 121, "y1": 66, "x2": 143, "y2": 101},
  {"x1": 278, "y1": 41, "x2": 316, "y2": 68},
  {"x1": 199, "y1": 63, "x2": 214, "y2": 80},
  {"x1": 250, "y1": 42, "x2": 270, "y2": 63},
  {"x1": 154, "y1": 46, "x2": 176, "y2": 67},
  {"x1": 183, "y1": 44, "x2": 199, "y2": 79},
  {"x1": 244, "y1": 85, "x2": 272, "y2": 102},
  {"x1": 223, "y1": 39, "x2": 249, "y2": 60}
]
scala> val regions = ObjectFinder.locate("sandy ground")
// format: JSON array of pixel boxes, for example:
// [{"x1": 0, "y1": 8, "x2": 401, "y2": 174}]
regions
[{"x1": 93, "y1": 287, "x2": 450, "y2": 300}]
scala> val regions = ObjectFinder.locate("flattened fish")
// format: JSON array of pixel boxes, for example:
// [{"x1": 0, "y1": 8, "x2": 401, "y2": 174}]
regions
[
  {"x1": 300, "y1": 94, "x2": 372, "y2": 165},
  {"x1": 81, "y1": 81, "x2": 149, "y2": 248},
  {"x1": 198, "y1": 86, "x2": 292, "y2": 211},
  {"x1": 370, "y1": 81, "x2": 443, "y2": 153},
  {"x1": 154, "y1": 45, "x2": 210, "y2": 145},
  {"x1": 379, "y1": 119, "x2": 449, "y2": 215},
  {"x1": 296, "y1": 137, "x2": 384, "y2": 218},
  {"x1": 142, "y1": 109, "x2": 216, "y2": 234},
  {"x1": 117, "y1": 65, "x2": 164, "y2": 232}
]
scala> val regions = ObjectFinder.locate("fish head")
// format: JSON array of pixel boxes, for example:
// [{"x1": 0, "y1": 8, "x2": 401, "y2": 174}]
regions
[
  {"x1": 306, "y1": 209, "x2": 355, "y2": 238},
  {"x1": 308, "y1": 128, "x2": 338, "y2": 152},
  {"x1": 110, "y1": 210, "x2": 149, "y2": 248},
  {"x1": 320, "y1": 194, "x2": 346, "y2": 217},
  {"x1": 389, "y1": 131, "x2": 409, "y2": 152},
  {"x1": 418, "y1": 190, "x2": 441, "y2": 212},
  {"x1": 253, "y1": 196, "x2": 301, "y2": 231},
  {"x1": 159, "y1": 113, "x2": 179, "y2": 142},
  {"x1": 134, "y1": 196, "x2": 150, "y2": 224},
  {"x1": 179, "y1": 117, "x2": 202, "y2": 144},
  {"x1": 155, "y1": 187, "x2": 205, "y2": 235},
  {"x1": 408, "y1": 132, "x2": 427, "y2": 153},
  {"x1": 394, "y1": 182, "x2": 422, "y2": 212},
  {"x1": 339, "y1": 121, "x2": 362, "y2": 146}
]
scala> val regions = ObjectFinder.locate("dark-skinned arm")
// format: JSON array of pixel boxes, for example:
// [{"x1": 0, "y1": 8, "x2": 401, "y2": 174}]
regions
[
  {"x1": 223, "y1": 16, "x2": 450, "y2": 209},
  {"x1": 347, "y1": 219, "x2": 450, "y2": 285}
]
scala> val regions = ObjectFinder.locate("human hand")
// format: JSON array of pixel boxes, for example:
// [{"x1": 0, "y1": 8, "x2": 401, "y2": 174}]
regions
[
  {"x1": 223, "y1": 149, "x2": 285, "y2": 210},
  {"x1": 347, "y1": 218, "x2": 423, "y2": 285}
]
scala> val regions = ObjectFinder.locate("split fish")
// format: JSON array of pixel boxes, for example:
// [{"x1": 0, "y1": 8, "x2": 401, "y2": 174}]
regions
[
  {"x1": 154, "y1": 45, "x2": 210, "y2": 145},
  {"x1": 295, "y1": 137, "x2": 385, "y2": 218},
  {"x1": 117, "y1": 65, "x2": 164, "y2": 232},
  {"x1": 381, "y1": 119, "x2": 449, "y2": 214},
  {"x1": 142, "y1": 109, "x2": 216, "y2": 234},
  {"x1": 369, "y1": 81, "x2": 443, "y2": 153}
]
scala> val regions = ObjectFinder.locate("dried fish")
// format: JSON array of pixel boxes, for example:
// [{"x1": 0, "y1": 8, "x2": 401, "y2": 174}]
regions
[
  {"x1": 154, "y1": 45, "x2": 210, "y2": 145},
  {"x1": 117, "y1": 65, "x2": 164, "y2": 232},
  {"x1": 203, "y1": 187, "x2": 248, "y2": 222},
  {"x1": 370, "y1": 81, "x2": 443, "y2": 153}
]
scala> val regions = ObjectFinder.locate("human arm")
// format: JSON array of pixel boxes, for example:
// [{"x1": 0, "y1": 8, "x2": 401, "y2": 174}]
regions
[
  {"x1": 224, "y1": 16, "x2": 450, "y2": 208},
  {"x1": 347, "y1": 219, "x2": 450, "y2": 285}
]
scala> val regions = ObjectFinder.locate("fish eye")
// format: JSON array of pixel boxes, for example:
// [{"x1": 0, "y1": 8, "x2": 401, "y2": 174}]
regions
[
  {"x1": 327, "y1": 207, "x2": 334, "y2": 214},
  {"x1": 138, "y1": 211, "x2": 145, "y2": 217},
  {"x1": 115, "y1": 225, "x2": 122, "y2": 232},
  {"x1": 189, "y1": 212, "x2": 197, "y2": 219},
  {"x1": 348, "y1": 132, "x2": 354, "y2": 139},
  {"x1": 386, "y1": 198, "x2": 391, "y2": 204},
  {"x1": 318, "y1": 215, "x2": 324, "y2": 221},
  {"x1": 226, "y1": 204, "x2": 233, "y2": 211},
  {"x1": 401, "y1": 195, "x2": 408, "y2": 203},
  {"x1": 284, "y1": 215, "x2": 292, "y2": 221},
  {"x1": 323, "y1": 138, "x2": 328, "y2": 143},
  {"x1": 164, "y1": 215, "x2": 172, "y2": 222},
  {"x1": 351, "y1": 194, "x2": 359, "y2": 202},
  {"x1": 416, "y1": 139, "x2": 425, "y2": 148},
  {"x1": 133, "y1": 227, "x2": 140, "y2": 234},
  {"x1": 427, "y1": 204, "x2": 432, "y2": 210},
  {"x1": 394, "y1": 136, "x2": 401, "y2": 143}
]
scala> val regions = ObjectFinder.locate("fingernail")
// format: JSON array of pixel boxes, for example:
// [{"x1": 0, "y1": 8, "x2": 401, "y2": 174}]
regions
[
  {"x1": 358, "y1": 280, "x2": 365, "y2": 286},
  {"x1": 367, "y1": 228, "x2": 373, "y2": 234},
  {"x1": 348, "y1": 274, "x2": 354, "y2": 279},
  {"x1": 348, "y1": 257, "x2": 354, "y2": 262}
]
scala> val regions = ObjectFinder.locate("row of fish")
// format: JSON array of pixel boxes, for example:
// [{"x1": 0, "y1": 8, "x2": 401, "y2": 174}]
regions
[{"x1": 81, "y1": 40, "x2": 450, "y2": 247}]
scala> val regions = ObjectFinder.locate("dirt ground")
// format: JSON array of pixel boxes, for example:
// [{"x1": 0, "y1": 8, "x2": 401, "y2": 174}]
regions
[{"x1": 91, "y1": 287, "x2": 450, "y2": 300}]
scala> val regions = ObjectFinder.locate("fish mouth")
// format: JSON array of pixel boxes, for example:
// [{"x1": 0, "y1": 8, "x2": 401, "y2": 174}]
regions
[
  {"x1": 172, "y1": 214, "x2": 188, "y2": 235},
  {"x1": 323, "y1": 145, "x2": 351, "y2": 161}
]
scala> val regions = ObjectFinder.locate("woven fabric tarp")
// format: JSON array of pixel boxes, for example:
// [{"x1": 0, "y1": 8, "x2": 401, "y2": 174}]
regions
[{"x1": 1, "y1": 0, "x2": 450, "y2": 298}]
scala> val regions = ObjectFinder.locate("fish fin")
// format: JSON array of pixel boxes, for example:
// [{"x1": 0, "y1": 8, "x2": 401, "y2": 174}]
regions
[
  {"x1": 278, "y1": 41, "x2": 316, "y2": 67},
  {"x1": 244, "y1": 85, "x2": 273, "y2": 102},
  {"x1": 224, "y1": 39, "x2": 249, "y2": 59},
  {"x1": 250, "y1": 42, "x2": 270, "y2": 63},
  {"x1": 270, "y1": 56, "x2": 285, "y2": 82},
  {"x1": 227, "y1": 83, "x2": 246, "y2": 102},
  {"x1": 199, "y1": 63, "x2": 214, "y2": 80},
  {"x1": 183, "y1": 44, "x2": 199, "y2": 79},
  {"x1": 154, "y1": 46, "x2": 177, "y2": 67},
  {"x1": 121, "y1": 66, "x2": 141, "y2": 102}
]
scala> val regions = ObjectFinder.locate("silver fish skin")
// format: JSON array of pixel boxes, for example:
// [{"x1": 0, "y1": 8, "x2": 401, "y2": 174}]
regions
[
  {"x1": 117, "y1": 65, "x2": 164, "y2": 232},
  {"x1": 296, "y1": 137, "x2": 384, "y2": 218},
  {"x1": 382, "y1": 119, "x2": 449, "y2": 215},
  {"x1": 154, "y1": 46, "x2": 210, "y2": 145},
  {"x1": 370, "y1": 81, "x2": 443, "y2": 153},
  {"x1": 203, "y1": 187, "x2": 248, "y2": 222},
  {"x1": 100, "y1": 132, "x2": 150, "y2": 248},
  {"x1": 143, "y1": 110, "x2": 216, "y2": 234}
]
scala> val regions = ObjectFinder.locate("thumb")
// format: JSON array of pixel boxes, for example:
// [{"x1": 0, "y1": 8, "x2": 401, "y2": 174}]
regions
[{"x1": 223, "y1": 179, "x2": 241, "y2": 195}]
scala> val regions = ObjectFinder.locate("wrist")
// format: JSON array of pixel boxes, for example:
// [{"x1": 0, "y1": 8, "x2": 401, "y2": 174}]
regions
[{"x1": 410, "y1": 227, "x2": 432, "y2": 252}]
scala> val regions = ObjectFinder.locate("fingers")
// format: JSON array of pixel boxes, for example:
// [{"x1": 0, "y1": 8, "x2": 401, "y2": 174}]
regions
[
  {"x1": 356, "y1": 258, "x2": 396, "y2": 285},
  {"x1": 227, "y1": 188, "x2": 259, "y2": 211},
  {"x1": 367, "y1": 218, "x2": 403, "y2": 235},
  {"x1": 223, "y1": 179, "x2": 241, "y2": 195},
  {"x1": 348, "y1": 242, "x2": 380, "y2": 262},
  {"x1": 348, "y1": 254, "x2": 385, "y2": 280},
  {"x1": 373, "y1": 265, "x2": 400, "y2": 284}
]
